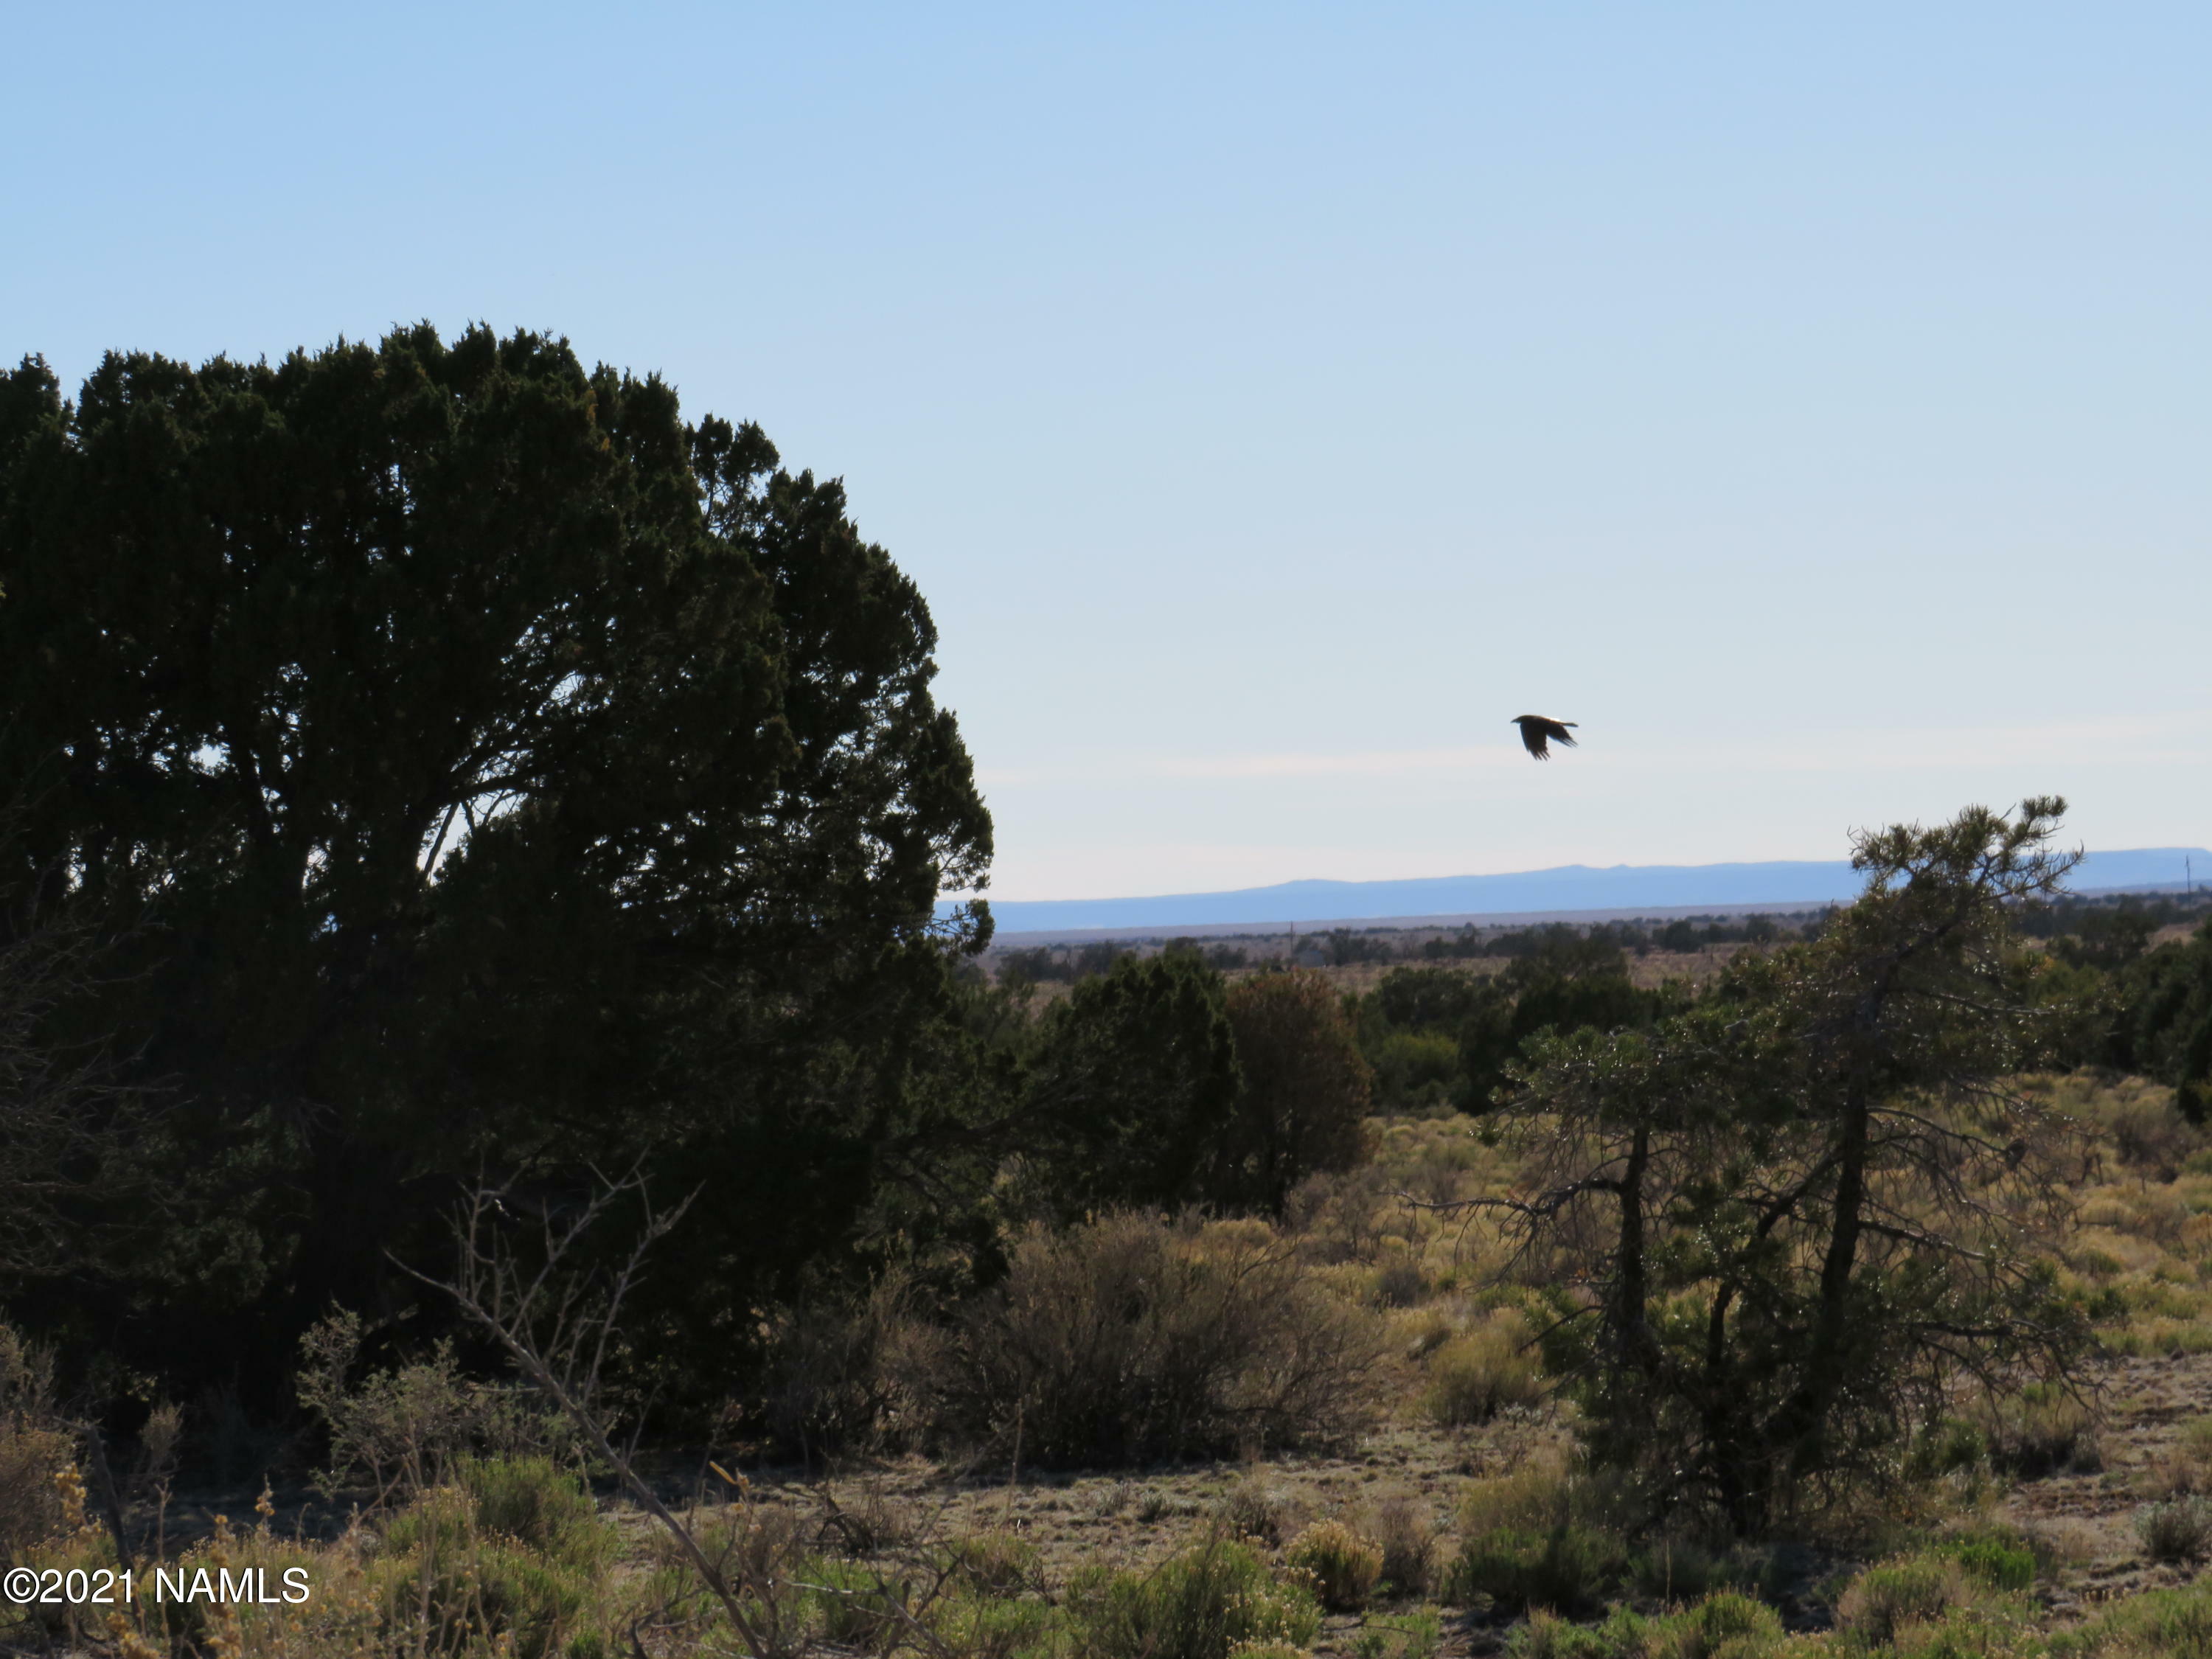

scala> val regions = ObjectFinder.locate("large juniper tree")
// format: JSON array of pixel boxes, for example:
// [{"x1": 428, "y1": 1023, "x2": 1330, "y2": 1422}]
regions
[{"x1": 0, "y1": 327, "x2": 994, "y2": 1397}]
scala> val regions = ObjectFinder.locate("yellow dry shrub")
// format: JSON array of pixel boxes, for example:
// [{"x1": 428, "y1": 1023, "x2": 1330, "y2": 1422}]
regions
[
  {"x1": 0, "y1": 1323, "x2": 73, "y2": 1558},
  {"x1": 1456, "y1": 1450, "x2": 1573, "y2": 1537},
  {"x1": 1284, "y1": 1520, "x2": 1382, "y2": 1612},
  {"x1": 1421, "y1": 1307, "x2": 1545, "y2": 1427}
]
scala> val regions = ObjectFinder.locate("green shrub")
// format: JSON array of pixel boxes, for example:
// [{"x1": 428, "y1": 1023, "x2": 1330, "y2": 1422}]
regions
[
  {"x1": 1284, "y1": 1519, "x2": 1382, "y2": 1611},
  {"x1": 1444, "y1": 1525, "x2": 1629, "y2": 1618},
  {"x1": 2063, "y1": 1579, "x2": 2212, "y2": 1658},
  {"x1": 1506, "y1": 1593, "x2": 1791, "y2": 1658},
  {"x1": 1457, "y1": 1458, "x2": 1572, "y2": 1536},
  {"x1": 1422, "y1": 1309, "x2": 1545, "y2": 1427},
  {"x1": 300, "y1": 1312, "x2": 570, "y2": 1498},
  {"x1": 1907, "y1": 1417, "x2": 1990, "y2": 1481},
  {"x1": 1068, "y1": 1537, "x2": 1321, "y2": 1659},
  {"x1": 1371, "y1": 1495, "x2": 1437, "y2": 1597},
  {"x1": 1983, "y1": 1382, "x2": 2099, "y2": 1478},
  {"x1": 1214, "y1": 1475, "x2": 1303, "y2": 1547},
  {"x1": 1504, "y1": 1607, "x2": 1624, "y2": 1658},
  {"x1": 942, "y1": 1528, "x2": 1042, "y2": 1596},
  {"x1": 1622, "y1": 1537, "x2": 1760, "y2": 1605},
  {"x1": 455, "y1": 1455, "x2": 609, "y2": 1566},
  {"x1": 933, "y1": 1213, "x2": 1390, "y2": 1466},
  {"x1": 1352, "y1": 1607, "x2": 1441, "y2": 1659},
  {"x1": 934, "y1": 1592, "x2": 1064, "y2": 1659},
  {"x1": 1868, "y1": 1604, "x2": 2042, "y2": 1659},
  {"x1": 1938, "y1": 1528, "x2": 2037, "y2": 1593},
  {"x1": 1371, "y1": 1029, "x2": 1464, "y2": 1111},
  {"x1": 2160, "y1": 1416, "x2": 2212, "y2": 1497},
  {"x1": 799, "y1": 1557, "x2": 908, "y2": 1653},
  {"x1": 2137, "y1": 1496, "x2": 2212, "y2": 1563},
  {"x1": 374, "y1": 1468, "x2": 614, "y2": 1659},
  {"x1": 1833, "y1": 1556, "x2": 1972, "y2": 1649},
  {"x1": 1660, "y1": 1591, "x2": 1785, "y2": 1658},
  {"x1": 1374, "y1": 1254, "x2": 1430, "y2": 1307}
]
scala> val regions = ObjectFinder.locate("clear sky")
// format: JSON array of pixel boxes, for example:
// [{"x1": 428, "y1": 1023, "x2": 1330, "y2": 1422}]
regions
[{"x1": 7, "y1": 3, "x2": 2207, "y2": 901}]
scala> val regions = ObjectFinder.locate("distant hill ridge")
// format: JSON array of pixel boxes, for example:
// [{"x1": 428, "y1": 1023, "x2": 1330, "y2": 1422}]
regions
[{"x1": 949, "y1": 848, "x2": 2211, "y2": 936}]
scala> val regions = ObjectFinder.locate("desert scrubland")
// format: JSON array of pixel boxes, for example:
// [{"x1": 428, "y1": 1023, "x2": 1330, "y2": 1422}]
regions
[{"x1": 8, "y1": 333, "x2": 2212, "y2": 1659}]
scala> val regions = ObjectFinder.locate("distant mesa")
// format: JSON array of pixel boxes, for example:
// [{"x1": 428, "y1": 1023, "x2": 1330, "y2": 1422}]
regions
[{"x1": 949, "y1": 848, "x2": 2212, "y2": 939}]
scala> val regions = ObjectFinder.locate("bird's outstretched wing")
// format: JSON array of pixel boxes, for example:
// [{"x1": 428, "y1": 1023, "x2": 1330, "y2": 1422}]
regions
[{"x1": 1514, "y1": 714, "x2": 1579, "y2": 760}]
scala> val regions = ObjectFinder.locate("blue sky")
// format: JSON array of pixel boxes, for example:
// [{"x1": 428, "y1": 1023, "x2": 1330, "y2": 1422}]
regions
[{"x1": 7, "y1": 3, "x2": 2207, "y2": 900}]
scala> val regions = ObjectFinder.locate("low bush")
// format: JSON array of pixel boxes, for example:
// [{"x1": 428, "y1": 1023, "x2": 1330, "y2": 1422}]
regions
[
  {"x1": 1504, "y1": 1609, "x2": 1599, "y2": 1659},
  {"x1": 1067, "y1": 1537, "x2": 1321, "y2": 1659},
  {"x1": 1370, "y1": 1495, "x2": 1438, "y2": 1597},
  {"x1": 1505, "y1": 1596, "x2": 1792, "y2": 1659},
  {"x1": 1457, "y1": 1455, "x2": 1573, "y2": 1537},
  {"x1": 2157, "y1": 1415, "x2": 2212, "y2": 1497},
  {"x1": 796, "y1": 1557, "x2": 911, "y2": 1653},
  {"x1": 638, "y1": 1500, "x2": 812, "y2": 1654},
  {"x1": 941, "y1": 1529, "x2": 1042, "y2": 1596},
  {"x1": 819, "y1": 1481, "x2": 923, "y2": 1556},
  {"x1": 1983, "y1": 1383, "x2": 2100, "y2": 1479},
  {"x1": 1621, "y1": 1538, "x2": 1762, "y2": 1606},
  {"x1": 1833, "y1": 1555, "x2": 1973, "y2": 1649},
  {"x1": 1658, "y1": 1590, "x2": 1787, "y2": 1658},
  {"x1": 926, "y1": 1211, "x2": 1390, "y2": 1466},
  {"x1": 1284, "y1": 1519, "x2": 1382, "y2": 1611},
  {"x1": 1214, "y1": 1475, "x2": 1304, "y2": 1547},
  {"x1": 456, "y1": 1455, "x2": 604, "y2": 1559},
  {"x1": 1444, "y1": 1525, "x2": 1630, "y2": 1618},
  {"x1": 369, "y1": 1456, "x2": 617, "y2": 1659},
  {"x1": 1352, "y1": 1607, "x2": 1442, "y2": 1659},
  {"x1": 299, "y1": 1312, "x2": 571, "y2": 1498},
  {"x1": 1937, "y1": 1528, "x2": 2038, "y2": 1593},
  {"x1": 2137, "y1": 1496, "x2": 2212, "y2": 1563},
  {"x1": 1422, "y1": 1309, "x2": 1546, "y2": 1427},
  {"x1": 2060, "y1": 1578, "x2": 2212, "y2": 1658},
  {"x1": 759, "y1": 1271, "x2": 943, "y2": 1456},
  {"x1": 1374, "y1": 1254, "x2": 1430, "y2": 1308},
  {"x1": 933, "y1": 1590, "x2": 1062, "y2": 1659},
  {"x1": 1858, "y1": 1604, "x2": 2042, "y2": 1659},
  {"x1": 1504, "y1": 1610, "x2": 1796, "y2": 1659}
]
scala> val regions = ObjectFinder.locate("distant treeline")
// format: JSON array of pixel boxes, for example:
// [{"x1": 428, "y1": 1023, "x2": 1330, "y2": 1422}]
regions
[
  {"x1": 992, "y1": 911, "x2": 1829, "y2": 984},
  {"x1": 987, "y1": 890, "x2": 2212, "y2": 1122},
  {"x1": 992, "y1": 888, "x2": 2212, "y2": 987},
  {"x1": 1346, "y1": 888, "x2": 2212, "y2": 1118}
]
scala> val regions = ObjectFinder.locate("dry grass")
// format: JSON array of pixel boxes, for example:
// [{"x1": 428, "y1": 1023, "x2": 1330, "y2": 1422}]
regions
[{"x1": 0, "y1": 1324, "x2": 72, "y2": 1559}]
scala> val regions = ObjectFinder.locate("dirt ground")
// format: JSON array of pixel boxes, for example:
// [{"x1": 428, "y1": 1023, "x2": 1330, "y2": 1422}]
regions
[{"x1": 2000, "y1": 1349, "x2": 2212, "y2": 1615}]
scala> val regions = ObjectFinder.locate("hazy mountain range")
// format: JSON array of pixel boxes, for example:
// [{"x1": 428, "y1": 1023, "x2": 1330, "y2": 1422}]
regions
[{"x1": 954, "y1": 848, "x2": 2211, "y2": 939}]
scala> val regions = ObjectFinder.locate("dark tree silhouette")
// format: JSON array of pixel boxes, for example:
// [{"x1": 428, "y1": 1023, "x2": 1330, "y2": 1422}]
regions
[{"x1": 0, "y1": 327, "x2": 993, "y2": 1395}]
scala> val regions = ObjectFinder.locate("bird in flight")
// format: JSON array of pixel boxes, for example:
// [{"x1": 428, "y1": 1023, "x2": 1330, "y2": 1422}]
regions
[{"x1": 1512, "y1": 714, "x2": 1579, "y2": 760}]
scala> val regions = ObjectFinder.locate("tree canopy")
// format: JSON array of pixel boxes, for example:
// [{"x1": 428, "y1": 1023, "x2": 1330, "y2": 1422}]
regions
[{"x1": 0, "y1": 326, "x2": 992, "y2": 1397}]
